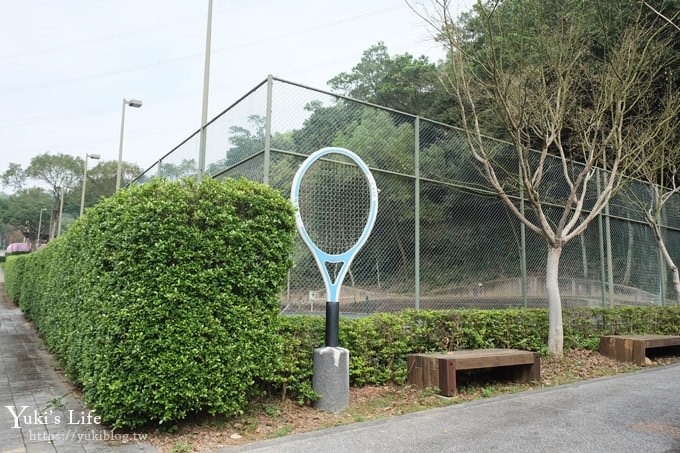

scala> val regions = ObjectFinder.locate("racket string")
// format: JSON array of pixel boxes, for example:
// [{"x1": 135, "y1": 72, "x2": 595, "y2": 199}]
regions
[{"x1": 298, "y1": 155, "x2": 372, "y2": 255}]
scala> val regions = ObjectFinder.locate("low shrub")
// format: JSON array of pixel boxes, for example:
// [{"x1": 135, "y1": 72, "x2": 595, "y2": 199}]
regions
[{"x1": 274, "y1": 306, "x2": 680, "y2": 401}]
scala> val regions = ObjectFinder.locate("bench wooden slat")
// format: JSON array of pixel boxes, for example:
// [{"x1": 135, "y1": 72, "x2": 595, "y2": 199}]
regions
[
  {"x1": 415, "y1": 349, "x2": 536, "y2": 370},
  {"x1": 642, "y1": 337, "x2": 680, "y2": 348},
  {"x1": 455, "y1": 353, "x2": 536, "y2": 370}
]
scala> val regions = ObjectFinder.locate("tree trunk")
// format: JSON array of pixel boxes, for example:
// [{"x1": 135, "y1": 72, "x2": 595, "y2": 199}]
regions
[
  {"x1": 48, "y1": 202, "x2": 59, "y2": 241},
  {"x1": 49, "y1": 214, "x2": 58, "y2": 240},
  {"x1": 671, "y1": 266, "x2": 680, "y2": 305},
  {"x1": 546, "y1": 245, "x2": 564, "y2": 357},
  {"x1": 652, "y1": 223, "x2": 680, "y2": 304},
  {"x1": 392, "y1": 220, "x2": 408, "y2": 270}
]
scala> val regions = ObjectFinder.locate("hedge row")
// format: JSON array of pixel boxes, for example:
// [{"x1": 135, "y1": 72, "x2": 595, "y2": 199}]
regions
[
  {"x1": 1, "y1": 250, "x2": 31, "y2": 264},
  {"x1": 4, "y1": 255, "x2": 23, "y2": 299},
  {"x1": 4, "y1": 177, "x2": 296, "y2": 428},
  {"x1": 274, "y1": 306, "x2": 680, "y2": 401}
]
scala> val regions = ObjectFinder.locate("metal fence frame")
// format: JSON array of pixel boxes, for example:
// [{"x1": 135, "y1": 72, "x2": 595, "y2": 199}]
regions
[{"x1": 129, "y1": 75, "x2": 680, "y2": 312}]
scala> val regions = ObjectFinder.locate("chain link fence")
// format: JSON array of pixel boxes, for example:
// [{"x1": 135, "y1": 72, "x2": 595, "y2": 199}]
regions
[{"x1": 130, "y1": 76, "x2": 680, "y2": 313}]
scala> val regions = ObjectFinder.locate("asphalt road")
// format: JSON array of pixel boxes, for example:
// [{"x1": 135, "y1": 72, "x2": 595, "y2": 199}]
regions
[{"x1": 224, "y1": 364, "x2": 680, "y2": 453}]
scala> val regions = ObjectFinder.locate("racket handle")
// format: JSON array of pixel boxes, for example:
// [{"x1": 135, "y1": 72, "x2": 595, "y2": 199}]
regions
[{"x1": 325, "y1": 302, "x2": 340, "y2": 347}]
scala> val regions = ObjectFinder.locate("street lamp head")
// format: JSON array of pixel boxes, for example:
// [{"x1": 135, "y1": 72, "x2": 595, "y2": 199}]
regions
[
  {"x1": 87, "y1": 153, "x2": 101, "y2": 159},
  {"x1": 126, "y1": 99, "x2": 143, "y2": 108}
]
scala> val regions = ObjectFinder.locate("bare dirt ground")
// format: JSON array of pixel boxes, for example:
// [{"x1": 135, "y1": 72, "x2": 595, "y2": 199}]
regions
[{"x1": 111, "y1": 350, "x2": 680, "y2": 453}]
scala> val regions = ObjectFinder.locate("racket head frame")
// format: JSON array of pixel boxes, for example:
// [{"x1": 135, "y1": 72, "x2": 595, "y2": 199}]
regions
[{"x1": 290, "y1": 147, "x2": 379, "y2": 303}]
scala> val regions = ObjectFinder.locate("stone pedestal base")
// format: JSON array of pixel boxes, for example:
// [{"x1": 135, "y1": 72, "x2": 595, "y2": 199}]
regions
[{"x1": 312, "y1": 347, "x2": 349, "y2": 412}]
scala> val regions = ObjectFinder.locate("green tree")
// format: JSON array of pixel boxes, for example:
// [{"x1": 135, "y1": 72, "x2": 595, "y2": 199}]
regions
[
  {"x1": 226, "y1": 115, "x2": 266, "y2": 166},
  {"x1": 90, "y1": 160, "x2": 143, "y2": 194},
  {"x1": 328, "y1": 42, "x2": 451, "y2": 120},
  {"x1": 207, "y1": 115, "x2": 295, "y2": 180},
  {"x1": 293, "y1": 101, "x2": 365, "y2": 155},
  {"x1": 2, "y1": 153, "x2": 82, "y2": 239},
  {"x1": 333, "y1": 108, "x2": 414, "y2": 175},
  {"x1": 0, "y1": 188, "x2": 52, "y2": 243},
  {"x1": 444, "y1": 0, "x2": 680, "y2": 142},
  {"x1": 24, "y1": 153, "x2": 83, "y2": 194},
  {"x1": 159, "y1": 158, "x2": 198, "y2": 180},
  {"x1": 332, "y1": 108, "x2": 416, "y2": 283},
  {"x1": 1, "y1": 155, "x2": 143, "y2": 237},
  {"x1": 0, "y1": 223, "x2": 23, "y2": 249},
  {"x1": 1, "y1": 163, "x2": 26, "y2": 191},
  {"x1": 75, "y1": 160, "x2": 143, "y2": 212}
]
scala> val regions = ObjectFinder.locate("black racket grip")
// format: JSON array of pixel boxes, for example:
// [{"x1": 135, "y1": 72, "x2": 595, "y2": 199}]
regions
[{"x1": 325, "y1": 302, "x2": 340, "y2": 347}]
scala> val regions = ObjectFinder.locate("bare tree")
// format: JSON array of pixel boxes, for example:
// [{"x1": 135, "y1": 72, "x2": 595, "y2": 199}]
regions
[
  {"x1": 626, "y1": 91, "x2": 680, "y2": 302},
  {"x1": 415, "y1": 0, "x2": 675, "y2": 356}
]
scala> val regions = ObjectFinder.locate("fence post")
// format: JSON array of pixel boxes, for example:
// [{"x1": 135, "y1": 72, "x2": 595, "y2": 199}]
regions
[
  {"x1": 659, "y1": 208, "x2": 667, "y2": 306},
  {"x1": 286, "y1": 269, "x2": 291, "y2": 308},
  {"x1": 604, "y1": 197, "x2": 614, "y2": 306},
  {"x1": 519, "y1": 162, "x2": 528, "y2": 308},
  {"x1": 597, "y1": 169, "x2": 607, "y2": 308},
  {"x1": 263, "y1": 74, "x2": 273, "y2": 186},
  {"x1": 414, "y1": 117, "x2": 421, "y2": 310}
]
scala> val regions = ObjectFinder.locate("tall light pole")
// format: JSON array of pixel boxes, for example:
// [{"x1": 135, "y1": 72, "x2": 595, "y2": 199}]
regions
[
  {"x1": 116, "y1": 98, "x2": 143, "y2": 191},
  {"x1": 48, "y1": 205, "x2": 55, "y2": 240},
  {"x1": 197, "y1": 0, "x2": 213, "y2": 180},
  {"x1": 37, "y1": 208, "x2": 47, "y2": 246},
  {"x1": 80, "y1": 153, "x2": 100, "y2": 216},
  {"x1": 57, "y1": 187, "x2": 66, "y2": 237}
]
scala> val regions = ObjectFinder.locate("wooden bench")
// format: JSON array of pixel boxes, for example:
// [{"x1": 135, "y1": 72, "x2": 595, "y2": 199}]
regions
[
  {"x1": 599, "y1": 335, "x2": 680, "y2": 366},
  {"x1": 407, "y1": 349, "x2": 541, "y2": 396}
]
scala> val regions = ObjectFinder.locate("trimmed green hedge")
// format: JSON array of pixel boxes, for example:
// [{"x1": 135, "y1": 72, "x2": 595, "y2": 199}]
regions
[
  {"x1": 4, "y1": 177, "x2": 296, "y2": 428},
  {"x1": 4, "y1": 255, "x2": 24, "y2": 301},
  {"x1": 274, "y1": 306, "x2": 680, "y2": 400}
]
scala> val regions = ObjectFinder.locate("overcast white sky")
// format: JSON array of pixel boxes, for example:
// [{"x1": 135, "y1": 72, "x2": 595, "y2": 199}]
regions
[{"x1": 0, "y1": 0, "x2": 475, "y2": 185}]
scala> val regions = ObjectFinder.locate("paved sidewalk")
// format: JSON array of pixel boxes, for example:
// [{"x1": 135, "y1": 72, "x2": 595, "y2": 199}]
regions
[
  {"x1": 0, "y1": 268, "x2": 158, "y2": 453},
  {"x1": 224, "y1": 364, "x2": 680, "y2": 453}
]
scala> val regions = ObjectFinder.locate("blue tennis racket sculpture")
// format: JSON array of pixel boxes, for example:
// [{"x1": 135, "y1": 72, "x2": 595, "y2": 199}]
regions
[{"x1": 291, "y1": 147, "x2": 379, "y2": 347}]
